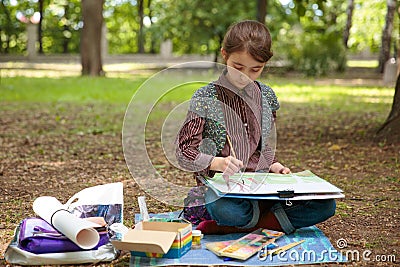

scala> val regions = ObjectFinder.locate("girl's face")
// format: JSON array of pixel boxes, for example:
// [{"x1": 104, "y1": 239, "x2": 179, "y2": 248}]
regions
[{"x1": 221, "y1": 49, "x2": 266, "y2": 89}]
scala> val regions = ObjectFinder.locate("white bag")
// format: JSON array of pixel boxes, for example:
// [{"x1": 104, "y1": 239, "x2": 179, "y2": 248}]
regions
[
  {"x1": 4, "y1": 243, "x2": 119, "y2": 265},
  {"x1": 4, "y1": 182, "x2": 124, "y2": 265}
]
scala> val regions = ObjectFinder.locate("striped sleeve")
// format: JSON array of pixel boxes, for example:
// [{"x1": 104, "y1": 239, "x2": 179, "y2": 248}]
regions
[{"x1": 176, "y1": 111, "x2": 214, "y2": 173}]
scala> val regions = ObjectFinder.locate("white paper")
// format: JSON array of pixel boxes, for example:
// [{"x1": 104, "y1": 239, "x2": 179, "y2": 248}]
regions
[
  {"x1": 207, "y1": 170, "x2": 343, "y2": 195},
  {"x1": 33, "y1": 196, "x2": 100, "y2": 249}
]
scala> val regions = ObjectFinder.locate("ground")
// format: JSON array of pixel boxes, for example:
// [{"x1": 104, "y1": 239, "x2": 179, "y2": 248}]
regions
[{"x1": 0, "y1": 67, "x2": 399, "y2": 266}]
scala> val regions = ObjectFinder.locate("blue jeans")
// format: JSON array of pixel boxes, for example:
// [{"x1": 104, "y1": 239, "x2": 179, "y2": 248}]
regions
[{"x1": 204, "y1": 188, "x2": 336, "y2": 234}]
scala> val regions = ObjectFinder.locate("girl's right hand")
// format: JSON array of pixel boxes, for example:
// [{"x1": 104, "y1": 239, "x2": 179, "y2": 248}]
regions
[{"x1": 210, "y1": 156, "x2": 244, "y2": 176}]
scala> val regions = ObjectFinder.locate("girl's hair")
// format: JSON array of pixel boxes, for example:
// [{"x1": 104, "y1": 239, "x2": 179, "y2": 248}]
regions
[{"x1": 222, "y1": 20, "x2": 273, "y2": 63}]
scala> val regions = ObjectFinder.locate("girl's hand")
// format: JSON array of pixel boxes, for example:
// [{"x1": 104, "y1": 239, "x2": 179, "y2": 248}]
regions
[
  {"x1": 270, "y1": 162, "x2": 291, "y2": 174},
  {"x1": 210, "y1": 156, "x2": 244, "y2": 176}
]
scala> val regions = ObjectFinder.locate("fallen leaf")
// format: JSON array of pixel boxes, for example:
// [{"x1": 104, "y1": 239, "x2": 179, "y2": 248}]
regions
[{"x1": 328, "y1": 144, "x2": 341, "y2": 151}]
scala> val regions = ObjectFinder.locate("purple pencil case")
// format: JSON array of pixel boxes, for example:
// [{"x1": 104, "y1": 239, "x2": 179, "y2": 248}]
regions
[{"x1": 18, "y1": 217, "x2": 109, "y2": 254}]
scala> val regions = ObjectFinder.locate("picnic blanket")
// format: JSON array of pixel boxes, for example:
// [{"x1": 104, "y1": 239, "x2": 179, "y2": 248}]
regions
[{"x1": 131, "y1": 211, "x2": 347, "y2": 266}]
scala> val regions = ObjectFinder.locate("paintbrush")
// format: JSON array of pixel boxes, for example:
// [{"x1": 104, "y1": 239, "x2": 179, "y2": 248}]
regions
[{"x1": 226, "y1": 135, "x2": 245, "y2": 185}]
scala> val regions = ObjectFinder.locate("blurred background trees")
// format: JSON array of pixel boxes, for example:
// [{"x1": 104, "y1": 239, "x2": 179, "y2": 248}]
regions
[{"x1": 1, "y1": 0, "x2": 397, "y2": 75}]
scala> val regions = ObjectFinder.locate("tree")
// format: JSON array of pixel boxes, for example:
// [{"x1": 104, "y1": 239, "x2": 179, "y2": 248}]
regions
[
  {"x1": 62, "y1": 3, "x2": 71, "y2": 53},
  {"x1": 147, "y1": 0, "x2": 156, "y2": 53},
  {"x1": 137, "y1": 0, "x2": 145, "y2": 53},
  {"x1": 0, "y1": 0, "x2": 12, "y2": 53},
  {"x1": 343, "y1": 0, "x2": 354, "y2": 48},
  {"x1": 376, "y1": 74, "x2": 400, "y2": 143},
  {"x1": 378, "y1": 0, "x2": 396, "y2": 73},
  {"x1": 257, "y1": 0, "x2": 267, "y2": 24},
  {"x1": 153, "y1": 0, "x2": 254, "y2": 60},
  {"x1": 81, "y1": 0, "x2": 104, "y2": 76},
  {"x1": 38, "y1": 0, "x2": 44, "y2": 54},
  {"x1": 376, "y1": 3, "x2": 400, "y2": 143}
]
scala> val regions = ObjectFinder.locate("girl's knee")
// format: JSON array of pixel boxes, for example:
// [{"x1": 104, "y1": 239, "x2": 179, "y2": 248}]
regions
[
  {"x1": 205, "y1": 198, "x2": 255, "y2": 227},
  {"x1": 321, "y1": 199, "x2": 336, "y2": 219}
]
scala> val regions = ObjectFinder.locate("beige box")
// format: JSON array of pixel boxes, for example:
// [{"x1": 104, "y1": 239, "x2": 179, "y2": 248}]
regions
[{"x1": 111, "y1": 221, "x2": 192, "y2": 258}]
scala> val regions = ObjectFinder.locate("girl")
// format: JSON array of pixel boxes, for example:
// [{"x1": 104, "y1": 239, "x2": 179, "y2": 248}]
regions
[{"x1": 176, "y1": 20, "x2": 335, "y2": 234}]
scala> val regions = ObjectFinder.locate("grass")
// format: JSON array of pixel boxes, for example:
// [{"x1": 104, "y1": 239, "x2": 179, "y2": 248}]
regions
[
  {"x1": 1, "y1": 74, "x2": 393, "y2": 139},
  {"x1": 0, "y1": 76, "x2": 146, "y2": 104},
  {"x1": 347, "y1": 60, "x2": 379, "y2": 68},
  {"x1": 0, "y1": 75, "x2": 393, "y2": 114},
  {"x1": 1, "y1": 75, "x2": 393, "y2": 139},
  {"x1": 271, "y1": 83, "x2": 393, "y2": 113}
]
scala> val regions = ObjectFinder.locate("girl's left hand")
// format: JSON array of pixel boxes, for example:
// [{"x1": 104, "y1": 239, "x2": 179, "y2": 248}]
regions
[{"x1": 270, "y1": 162, "x2": 291, "y2": 174}]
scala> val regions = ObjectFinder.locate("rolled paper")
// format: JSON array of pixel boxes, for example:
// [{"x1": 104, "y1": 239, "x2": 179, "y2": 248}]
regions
[{"x1": 33, "y1": 196, "x2": 100, "y2": 250}]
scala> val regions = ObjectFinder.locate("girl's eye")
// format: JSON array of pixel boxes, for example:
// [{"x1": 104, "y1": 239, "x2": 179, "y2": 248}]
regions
[
  {"x1": 234, "y1": 66, "x2": 243, "y2": 71},
  {"x1": 252, "y1": 68, "x2": 261, "y2": 72}
]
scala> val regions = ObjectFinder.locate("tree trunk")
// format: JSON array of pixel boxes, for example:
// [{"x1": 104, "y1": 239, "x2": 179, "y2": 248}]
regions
[
  {"x1": 343, "y1": 0, "x2": 354, "y2": 48},
  {"x1": 378, "y1": 0, "x2": 396, "y2": 73},
  {"x1": 376, "y1": 4, "x2": 400, "y2": 144},
  {"x1": 376, "y1": 73, "x2": 400, "y2": 143},
  {"x1": 137, "y1": 0, "x2": 145, "y2": 53},
  {"x1": 147, "y1": 0, "x2": 156, "y2": 53},
  {"x1": 257, "y1": 0, "x2": 267, "y2": 24},
  {"x1": 214, "y1": 33, "x2": 223, "y2": 63},
  {"x1": 81, "y1": 0, "x2": 104, "y2": 76},
  {"x1": 38, "y1": 0, "x2": 44, "y2": 54},
  {"x1": 63, "y1": 4, "x2": 69, "y2": 54}
]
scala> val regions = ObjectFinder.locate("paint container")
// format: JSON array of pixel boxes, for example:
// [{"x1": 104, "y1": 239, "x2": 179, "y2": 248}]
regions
[{"x1": 191, "y1": 230, "x2": 202, "y2": 249}]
